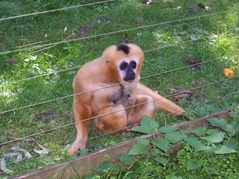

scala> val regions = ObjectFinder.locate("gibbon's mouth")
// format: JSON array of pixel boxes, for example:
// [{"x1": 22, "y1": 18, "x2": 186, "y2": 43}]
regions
[{"x1": 123, "y1": 77, "x2": 135, "y2": 83}]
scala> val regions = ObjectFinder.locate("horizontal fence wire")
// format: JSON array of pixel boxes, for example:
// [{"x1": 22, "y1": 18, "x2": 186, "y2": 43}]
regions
[
  {"x1": 2, "y1": 30, "x2": 237, "y2": 87},
  {"x1": 1, "y1": 89, "x2": 238, "y2": 171},
  {"x1": 0, "y1": 0, "x2": 115, "y2": 22},
  {"x1": 3, "y1": 38, "x2": 203, "y2": 85},
  {"x1": 0, "y1": 122, "x2": 134, "y2": 170},
  {"x1": 0, "y1": 8, "x2": 236, "y2": 56},
  {"x1": 1, "y1": 74, "x2": 238, "y2": 147},
  {"x1": 0, "y1": 56, "x2": 232, "y2": 115}
]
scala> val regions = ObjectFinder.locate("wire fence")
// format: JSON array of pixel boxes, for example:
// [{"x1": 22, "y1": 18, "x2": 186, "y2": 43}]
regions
[
  {"x1": 0, "y1": 0, "x2": 115, "y2": 21},
  {"x1": 0, "y1": 57, "x2": 236, "y2": 115},
  {"x1": 1, "y1": 38, "x2": 201, "y2": 84},
  {"x1": 0, "y1": 8, "x2": 234, "y2": 56},
  {"x1": 1, "y1": 74, "x2": 238, "y2": 147},
  {"x1": 0, "y1": 0, "x2": 238, "y2": 177},
  {"x1": 1, "y1": 88, "x2": 239, "y2": 171}
]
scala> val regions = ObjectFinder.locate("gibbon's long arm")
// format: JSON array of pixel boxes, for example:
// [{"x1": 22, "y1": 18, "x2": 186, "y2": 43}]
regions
[{"x1": 137, "y1": 83, "x2": 184, "y2": 116}]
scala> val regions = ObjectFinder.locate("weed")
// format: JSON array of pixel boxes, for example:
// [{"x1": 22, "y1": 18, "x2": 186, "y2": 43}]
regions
[{"x1": 89, "y1": 115, "x2": 239, "y2": 178}]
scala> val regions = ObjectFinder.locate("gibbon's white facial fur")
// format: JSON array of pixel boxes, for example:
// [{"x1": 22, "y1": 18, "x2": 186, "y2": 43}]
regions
[
  {"x1": 68, "y1": 43, "x2": 185, "y2": 156},
  {"x1": 117, "y1": 57, "x2": 139, "y2": 83}
]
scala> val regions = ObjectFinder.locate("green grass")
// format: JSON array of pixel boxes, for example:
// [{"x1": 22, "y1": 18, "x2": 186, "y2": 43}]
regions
[{"x1": 0, "y1": 0, "x2": 239, "y2": 178}]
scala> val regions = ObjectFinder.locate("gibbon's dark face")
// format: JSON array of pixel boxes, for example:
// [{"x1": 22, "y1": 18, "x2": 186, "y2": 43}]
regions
[
  {"x1": 119, "y1": 60, "x2": 137, "y2": 82},
  {"x1": 115, "y1": 44, "x2": 140, "y2": 82}
]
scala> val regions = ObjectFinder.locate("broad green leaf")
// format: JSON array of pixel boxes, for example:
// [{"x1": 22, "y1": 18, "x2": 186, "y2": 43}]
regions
[
  {"x1": 225, "y1": 123, "x2": 235, "y2": 133},
  {"x1": 155, "y1": 157, "x2": 168, "y2": 167},
  {"x1": 214, "y1": 145, "x2": 237, "y2": 154},
  {"x1": 117, "y1": 154, "x2": 132, "y2": 164},
  {"x1": 164, "y1": 131, "x2": 185, "y2": 144},
  {"x1": 131, "y1": 116, "x2": 158, "y2": 134},
  {"x1": 141, "y1": 115, "x2": 159, "y2": 129},
  {"x1": 235, "y1": 124, "x2": 239, "y2": 132},
  {"x1": 186, "y1": 159, "x2": 202, "y2": 171},
  {"x1": 150, "y1": 119, "x2": 160, "y2": 130},
  {"x1": 206, "y1": 129, "x2": 219, "y2": 135},
  {"x1": 94, "y1": 161, "x2": 113, "y2": 173},
  {"x1": 184, "y1": 137, "x2": 210, "y2": 151},
  {"x1": 223, "y1": 140, "x2": 238, "y2": 149},
  {"x1": 135, "y1": 137, "x2": 150, "y2": 146},
  {"x1": 151, "y1": 138, "x2": 169, "y2": 153},
  {"x1": 205, "y1": 166, "x2": 219, "y2": 175},
  {"x1": 202, "y1": 132, "x2": 225, "y2": 143},
  {"x1": 159, "y1": 126, "x2": 177, "y2": 133},
  {"x1": 207, "y1": 118, "x2": 228, "y2": 130},
  {"x1": 184, "y1": 127, "x2": 207, "y2": 137},
  {"x1": 128, "y1": 143, "x2": 148, "y2": 155},
  {"x1": 130, "y1": 126, "x2": 149, "y2": 134}
]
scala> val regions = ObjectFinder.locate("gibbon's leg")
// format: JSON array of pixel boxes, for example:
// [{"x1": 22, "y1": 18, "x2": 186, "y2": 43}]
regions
[
  {"x1": 137, "y1": 83, "x2": 184, "y2": 116},
  {"x1": 94, "y1": 104, "x2": 128, "y2": 132},
  {"x1": 68, "y1": 99, "x2": 92, "y2": 155},
  {"x1": 127, "y1": 95, "x2": 155, "y2": 126}
]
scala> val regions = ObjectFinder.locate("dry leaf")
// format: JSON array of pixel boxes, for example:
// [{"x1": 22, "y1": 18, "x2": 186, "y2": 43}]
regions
[
  {"x1": 0, "y1": 158, "x2": 13, "y2": 173},
  {"x1": 198, "y1": 3, "x2": 211, "y2": 10},
  {"x1": 4, "y1": 152, "x2": 22, "y2": 164},
  {"x1": 185, "y1": 57, "x2": 201, "y2": 71},
  {"x1": 11, "y1": 146, "x2": 32, "y2": 159},
  {"x1": 143, "y1": 0, "x2": 152, "y2": 5},
  {"x1": 170, "y1": 87, "x2": 192, "y2": 100},
  {"x1": 136, "y1": 20, "x2": 141, "y2": 25},
  {"x1": 32, "y1": 138, "x2": 49, "y2": 155},
  {"x1": 122, "y1": 34, "x2": 130, "y2": 44}
]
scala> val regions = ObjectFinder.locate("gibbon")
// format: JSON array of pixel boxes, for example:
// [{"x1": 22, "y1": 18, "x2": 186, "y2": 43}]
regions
[{"x1": 68, "y1": 44, "x2": 185, "y2": 155}]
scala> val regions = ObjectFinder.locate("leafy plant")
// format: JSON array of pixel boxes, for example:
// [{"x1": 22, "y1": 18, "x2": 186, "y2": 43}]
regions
[
  {"x1": 130, "y1": 116, "x2": 159, "y2": 135},
  {"x1": 89, "y1": 115, "x2": 239, "y2": 178},
  {"x1": 128, "y1": 137, "x2": 150, "y2": 156}
]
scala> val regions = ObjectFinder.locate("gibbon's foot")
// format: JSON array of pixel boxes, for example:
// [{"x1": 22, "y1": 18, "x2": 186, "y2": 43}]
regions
[
  {"x1": 68, "y1": 145, "x2": 78, "y2": 156},
  {"x1": 68, "y1": 142, "x2": 85, "y2": 156}
]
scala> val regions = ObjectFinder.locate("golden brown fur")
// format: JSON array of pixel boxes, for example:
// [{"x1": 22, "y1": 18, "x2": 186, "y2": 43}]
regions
[{"x1": 68, "y1": 44, "x2": 184, "y2": 155}]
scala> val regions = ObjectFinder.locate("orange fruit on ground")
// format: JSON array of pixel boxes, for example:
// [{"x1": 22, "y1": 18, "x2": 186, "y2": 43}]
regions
[{"x1": 223, "y1": 68, "x2": 235, "y2": 78}]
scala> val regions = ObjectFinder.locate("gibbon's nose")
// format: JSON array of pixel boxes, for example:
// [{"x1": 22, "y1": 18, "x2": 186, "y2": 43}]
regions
[{"x1": 124, "y1": 70, "x2": 135, "y2": 82}]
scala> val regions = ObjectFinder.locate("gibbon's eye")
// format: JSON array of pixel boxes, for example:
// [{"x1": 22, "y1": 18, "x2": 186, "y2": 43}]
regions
[
  {"x1": 120, "y1": 61, "x2": 128, "y2": 71},
  {"x1": 130, "y1": 61, "x2": 137, "y2": 69}
]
